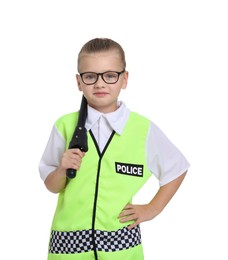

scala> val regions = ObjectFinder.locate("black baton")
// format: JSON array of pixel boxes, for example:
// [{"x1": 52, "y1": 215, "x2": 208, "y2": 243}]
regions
[{"x1": 66, "y1": 95, "x2": 88, "y2": 178}]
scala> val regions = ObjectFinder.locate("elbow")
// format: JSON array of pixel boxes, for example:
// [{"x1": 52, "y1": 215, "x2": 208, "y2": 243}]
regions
[{"x1": 44, "y1": 181, "x2": 63, "y2": 194}]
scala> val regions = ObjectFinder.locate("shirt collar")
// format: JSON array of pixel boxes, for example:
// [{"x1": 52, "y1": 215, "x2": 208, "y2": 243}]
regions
[{"x1": 85, "y1": 101, "x2": 130, "y2": 135}]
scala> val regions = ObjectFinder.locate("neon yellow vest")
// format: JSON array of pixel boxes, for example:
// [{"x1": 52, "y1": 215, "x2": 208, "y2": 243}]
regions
[{"x1": 48, "y1": 112, "x2": 151, "y2": 260}]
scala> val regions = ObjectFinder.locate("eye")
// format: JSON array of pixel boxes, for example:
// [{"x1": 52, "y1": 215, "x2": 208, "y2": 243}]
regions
[
  {"x1": 104, "y1": 72, "x2": 118, "y2": 80},
  {"x1": 84, "y1": 73, "x2": 96, "y2": 80}
]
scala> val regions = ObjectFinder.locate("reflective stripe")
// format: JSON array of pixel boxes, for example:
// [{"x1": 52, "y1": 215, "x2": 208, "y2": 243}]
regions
[{"x1": 49, "y1": 225, "x2": 141, "y2": 254}]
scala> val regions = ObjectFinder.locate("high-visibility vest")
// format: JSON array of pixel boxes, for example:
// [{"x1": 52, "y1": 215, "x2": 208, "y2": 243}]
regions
[{"x1": 48, "y1": 111, "x2": 152, "y2": 260}]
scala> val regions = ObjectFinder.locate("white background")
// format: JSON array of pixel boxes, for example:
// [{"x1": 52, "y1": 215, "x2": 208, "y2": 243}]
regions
[{"x1": 0, "y1": 0, "x2": 227, "y2": 259}]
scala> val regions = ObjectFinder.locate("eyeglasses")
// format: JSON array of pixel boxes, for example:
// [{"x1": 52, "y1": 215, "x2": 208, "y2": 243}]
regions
[{"x1": 79, "y1": 70, "x2": 125, "y2": 85}]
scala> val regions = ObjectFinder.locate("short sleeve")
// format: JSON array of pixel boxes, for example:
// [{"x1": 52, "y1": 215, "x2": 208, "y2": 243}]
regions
[
  {"x1": 146, "y1": 122, "x2": 190, "y2": 186},
  {"x1": 38, "y1": 124, "x2": 66, "y2": 181}
]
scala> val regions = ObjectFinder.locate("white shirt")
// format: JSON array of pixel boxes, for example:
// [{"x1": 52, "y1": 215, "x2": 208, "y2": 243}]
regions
[{"x1": 39, "y1": 102, "x2": 190, "y2": 186}]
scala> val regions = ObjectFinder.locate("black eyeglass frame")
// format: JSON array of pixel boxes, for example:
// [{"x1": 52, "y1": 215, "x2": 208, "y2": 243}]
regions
[{"x1": 79, "y1": 70, "x2": 125, "y2": 85}]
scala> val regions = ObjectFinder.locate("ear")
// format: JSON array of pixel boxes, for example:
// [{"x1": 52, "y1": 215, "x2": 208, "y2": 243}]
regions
[
  {"x1": 121, "y1": 71, "x2": 129, "y2": 90},
  {"x1": 76, "y1": 74, "x2": 83, "y2": 91}
]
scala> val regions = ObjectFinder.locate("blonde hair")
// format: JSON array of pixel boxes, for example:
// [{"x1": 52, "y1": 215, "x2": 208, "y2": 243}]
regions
[{"x1": 77, "y1": 38, "x2": 126, "y2": 71}]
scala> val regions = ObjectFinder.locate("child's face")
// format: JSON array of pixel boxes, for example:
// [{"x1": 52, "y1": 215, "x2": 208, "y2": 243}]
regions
[{"x1": 76, "y1": 50, "x2": 128, "y2": 113}]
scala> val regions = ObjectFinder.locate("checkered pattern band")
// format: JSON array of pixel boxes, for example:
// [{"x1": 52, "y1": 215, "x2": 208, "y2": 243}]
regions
[{"x1": 49, "y1": 225, "x2": 141, "y2": 254}]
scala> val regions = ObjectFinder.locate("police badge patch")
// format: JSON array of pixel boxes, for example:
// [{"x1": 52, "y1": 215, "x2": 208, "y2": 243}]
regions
[{"x1": 115, "y1": 162, "x2": 143, "y2": 177}]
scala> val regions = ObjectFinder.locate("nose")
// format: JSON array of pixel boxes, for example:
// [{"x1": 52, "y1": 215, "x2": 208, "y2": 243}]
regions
[{"x1": 94, "y1": 74, "x2": 105, "y2": 87}]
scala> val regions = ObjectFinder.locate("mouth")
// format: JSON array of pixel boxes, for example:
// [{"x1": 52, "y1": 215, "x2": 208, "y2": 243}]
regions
[{"x1": 93, "y1": 92, "x2": 109, "y2": 97}]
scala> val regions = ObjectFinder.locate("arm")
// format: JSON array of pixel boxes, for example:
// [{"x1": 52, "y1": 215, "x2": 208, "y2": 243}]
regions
[
  {"x1": 44, "y1": 167, "x2": 67, "y2": 194},
  {"x1": 44, "y1": 148, "x2": 85, "y2": 193},
  {"x1": 118, "y1": 171, "x2": 187, "y2": 229}
]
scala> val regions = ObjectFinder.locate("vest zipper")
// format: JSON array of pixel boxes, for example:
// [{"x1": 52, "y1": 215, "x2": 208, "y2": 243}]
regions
[{"x1": 90, "y1": 130, "x2": 115, "y2": 259}]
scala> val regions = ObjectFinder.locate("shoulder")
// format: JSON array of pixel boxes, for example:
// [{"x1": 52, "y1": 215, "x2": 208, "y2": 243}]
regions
[
  {"x1": 129, "y1": 110, "x2": 149, "y2": 119},
  {"x1": 129, "y1": 111, "x2": 151, "y2": 125},
  {"x1": 122, "y1": 111, "x2": 151, "y2": 136},
  {"x1": 54, "y1": 112, "x2": 79, "y2": 139},
  {"x1": 55, "y1": 111, "x2": 79, "y2": 128}
]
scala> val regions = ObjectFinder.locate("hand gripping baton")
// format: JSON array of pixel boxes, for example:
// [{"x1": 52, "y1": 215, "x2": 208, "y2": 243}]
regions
[{"x1": 66, "y1": 95, "x2": 88, "y2": 178}]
